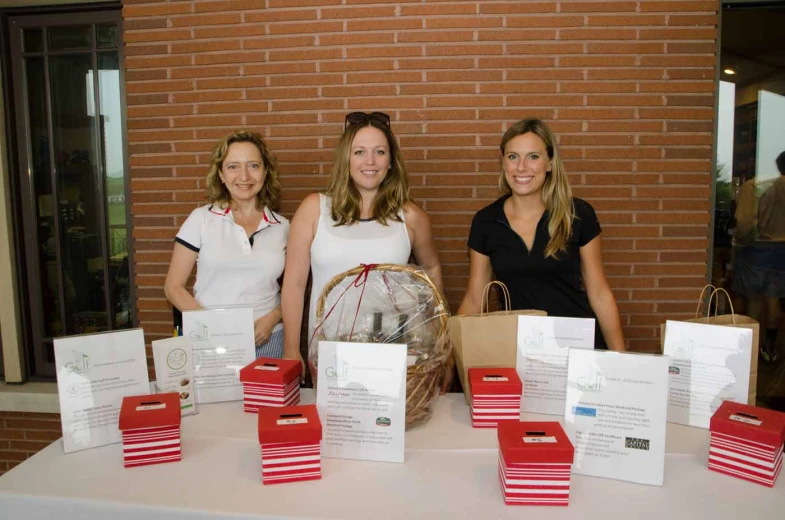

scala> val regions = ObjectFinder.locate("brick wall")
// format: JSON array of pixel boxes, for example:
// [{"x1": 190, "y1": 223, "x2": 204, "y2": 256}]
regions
[
  {"x1": 0, "y1": 411, "x2": 60, "y2": 476},
  {"x1": 123, "y1": 0, "x2": 718, "y2": 355}
]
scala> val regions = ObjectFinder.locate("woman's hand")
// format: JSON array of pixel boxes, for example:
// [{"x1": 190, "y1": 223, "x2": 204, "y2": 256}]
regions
[
  {"x1": 285, "y1": 349, "x2": 306, "y2": 384},
  {"x1": 440, "y1": 352, "x2": 456, "y2": 394},
  {"x1": 254, "y1": 308, "x2": 281, "y2": 346}
]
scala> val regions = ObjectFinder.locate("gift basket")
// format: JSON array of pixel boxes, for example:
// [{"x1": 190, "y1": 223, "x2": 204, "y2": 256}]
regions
[{"x1": 309, "y1": 263, "x2": 451, "y2": 428}]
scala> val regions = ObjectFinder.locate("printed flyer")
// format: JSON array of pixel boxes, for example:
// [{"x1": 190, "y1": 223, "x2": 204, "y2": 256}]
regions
[
  {"x1": 316, "y1": 341, "x2": 407, "y2": 463},
  {"x1": 564, "y1": 349, "x2": 670, "y2": 486},
  {"x1": 182, "y1": 307, "x2": 255, "y2": 404},
  {"x1": 152, "y1": 336, "x2": 198, "y2": 416},
  {"x1": 54, "y1": 329, "x2": 149, "y2": 453},
  {"x1": 663, "y1": 320, "x2": 752, "y2": 429},
  {"x1": 516, "y1": 315, "x2": 595, "y2": 415}
]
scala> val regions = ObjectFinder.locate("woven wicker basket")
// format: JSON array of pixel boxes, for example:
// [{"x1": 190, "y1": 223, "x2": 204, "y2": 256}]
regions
[{"x1": 311, "y1": 263, "x2": 451, "y2": 428}]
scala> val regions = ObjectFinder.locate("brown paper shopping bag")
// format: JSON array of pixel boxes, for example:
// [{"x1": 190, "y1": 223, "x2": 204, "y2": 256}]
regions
[
  {"x1": 449, "y1": 282, "x2": 546, "y2": 404},
  {"x1": 660, "y1": 285, "x2": 759, "y2": 405}
]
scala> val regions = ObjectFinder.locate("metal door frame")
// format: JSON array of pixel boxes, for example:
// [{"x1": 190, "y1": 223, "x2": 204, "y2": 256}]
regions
[{"x1": 8, "y1": 8, "x2": 132, "y2": 377}]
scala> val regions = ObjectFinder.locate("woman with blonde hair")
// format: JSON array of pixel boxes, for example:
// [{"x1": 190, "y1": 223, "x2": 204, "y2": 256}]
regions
[
  {"x1": 457, "y1": 117, "x2": 624, "y2": 351},
  {"x1": 164, "y1": 130, "x2": 289, "y2": 358},
  {"x1": 281, "y1": 112, "x2": 442, "y2": 369}
]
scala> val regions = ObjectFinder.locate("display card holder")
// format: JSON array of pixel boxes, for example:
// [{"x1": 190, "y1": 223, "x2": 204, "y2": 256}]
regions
[
  {"x1": 663, "y1": 319, "x2": 752, "y2": 429},
  {"x1": 564, "y1": 349, "x2": 670, "y2": 486},
  {"x1": 316, "y1": 340, "x2": 407, "y2": 463},
  {"x1": 54, "y1": 328, "x2": 150, "y2": 453},
  {"x1": 152, "y1": 336, "x2": 198, "y2": 417},
  {"x1": 182, "y1": 307, "x2": 255, "y2": 404},
  {"x1": 516, "y1": 315, "x2": 595, "y2": 416}
]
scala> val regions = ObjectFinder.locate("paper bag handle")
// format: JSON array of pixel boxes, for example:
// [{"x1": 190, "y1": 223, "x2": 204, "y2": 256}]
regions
[
  {"x1": 481, "y1": 281, "x2": 511, "y2": 314},
  {"x1": 693, "y1": 284, "x2": 717, "y2": 319},
  {"x1": 708, "y1": 287, "x2": 737, "y2": 324}
]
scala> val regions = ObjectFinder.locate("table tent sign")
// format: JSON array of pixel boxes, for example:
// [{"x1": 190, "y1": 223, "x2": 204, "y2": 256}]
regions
[
  {"x1": 316, "y1": 340, "x2": 407, "y2": 463},
  {"x1": 564, "y1": 349, "x2": 670, "y2": 486},
  {"x1": 182, "y1": 307, "x2": 255, "y2": 404},
  {"x1": 516, "y1": 315, "x2": 595, "y2": 416},
  {"x1": 662, "y1": 320, "x2": 752, "y2": 429},
  {"x1": 152, "y1": 336, "x2": 198, "y2": 417},
  {"x1": 54, "y1": 328, "x2": 150, "y2": 453}
]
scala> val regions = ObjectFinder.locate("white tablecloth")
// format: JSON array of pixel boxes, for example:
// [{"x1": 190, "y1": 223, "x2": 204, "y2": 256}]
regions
[{"x1": 0, "y1": 390, "x2": 782, "y2": 519}]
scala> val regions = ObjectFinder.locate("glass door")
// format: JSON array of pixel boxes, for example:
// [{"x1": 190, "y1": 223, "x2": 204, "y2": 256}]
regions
[{"x1": 9, "y1": 10, "x2": 132, "y2": 377}]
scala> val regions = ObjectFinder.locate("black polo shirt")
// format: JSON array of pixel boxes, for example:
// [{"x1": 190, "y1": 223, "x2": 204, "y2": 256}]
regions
[{"x1": 468, "y1": 195, "x2": 607, "y2": 349}]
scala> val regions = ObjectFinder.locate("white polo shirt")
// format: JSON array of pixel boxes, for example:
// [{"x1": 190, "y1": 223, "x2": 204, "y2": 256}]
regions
[{"x1": 175, "y1": 204, "x2": 289, "y2": 331}]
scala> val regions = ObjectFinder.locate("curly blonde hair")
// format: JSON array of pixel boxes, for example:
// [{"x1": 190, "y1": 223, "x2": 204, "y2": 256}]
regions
[
  {"x1": 499, "y1": 118, "x2": 574, "y2": 258},
  {"x1": 326, "y1": 119, "x2": 411, "y2": 225},
  {"x1": 205, "y1": 130, "x2": 281, "y2": 212}
]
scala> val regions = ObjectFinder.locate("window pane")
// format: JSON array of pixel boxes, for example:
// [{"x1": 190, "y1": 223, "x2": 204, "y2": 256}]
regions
[
  {"x1": 98, "y1": 52, "x2": 132, "y2": 329},
  {"x1": 49, "y1": 53, "x2": 110, "y2": 334},
  {"x1": 48, "y1": 25, "x2": 91, "y2": 51},
  {"x1": 23, "y1": 28, "x2": 43, "y2": 53},
  {"x1": 96, "y1": 24, "x2": 118, "y2": 48},
  {"x1": 26, "y1": 57, "x2": 63, "y2": 340}
]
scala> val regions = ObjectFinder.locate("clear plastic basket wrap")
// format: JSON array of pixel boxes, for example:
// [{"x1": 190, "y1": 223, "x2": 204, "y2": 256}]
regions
[{"x1": 309, "y1": 263, "x2": 451, "y2": 428}]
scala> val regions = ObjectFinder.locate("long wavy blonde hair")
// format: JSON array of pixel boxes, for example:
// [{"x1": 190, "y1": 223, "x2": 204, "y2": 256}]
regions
[
  {"x1": 327, "y1": 119, "x2": 410, "y2": 225},
  {"x1": 205, "y1": 130, "x2": 281, "y2": 212},
  {"x1": 499, "y1": 118, "x2": 574, "y2": 258}
]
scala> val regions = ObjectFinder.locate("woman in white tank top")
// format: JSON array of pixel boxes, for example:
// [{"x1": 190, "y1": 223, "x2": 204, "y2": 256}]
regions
[{"x1": 281, "y1": 112, "x2": 443, "y2": 374}]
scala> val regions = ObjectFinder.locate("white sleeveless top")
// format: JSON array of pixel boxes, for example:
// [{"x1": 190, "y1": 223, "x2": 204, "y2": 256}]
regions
[{"x1": 308, "y1": 194, "x2": 412, "y2": 342}]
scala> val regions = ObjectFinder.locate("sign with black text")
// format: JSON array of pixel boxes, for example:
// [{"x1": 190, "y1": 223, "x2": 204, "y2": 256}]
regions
[
  {"x1": 316, "y1": 341, "x2": 407, "y2": 463},
  {"x1": 564, "y1": 349, "x2": 670, "y2": 486}
]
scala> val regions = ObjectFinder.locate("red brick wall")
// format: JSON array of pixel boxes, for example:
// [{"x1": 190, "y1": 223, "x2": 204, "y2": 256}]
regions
[
  {"x1": 123, "y1": 0, "x2": 718, "y2": 354},
  {"x1": 0, "y1": 411, "x2": 60, "y2": 476}
]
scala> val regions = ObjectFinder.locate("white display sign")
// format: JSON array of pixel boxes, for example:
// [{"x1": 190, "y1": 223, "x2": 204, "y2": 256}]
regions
[
  {"x1": 662, "y1": 320, "x2": 752, "y2": 429},
  {"x1": 564, "y1": 349, "x2": 670, "y2": 486},
  {"x1": 54, "y1": 329, "x2": 149, "y2": 453},
  {"x1": 182, "y1": 307, "x2": 255, "y2": 404},
  {"x1": 516, "y1": 315, "x2": 595, "y2": 416},
  {"x1": 152, "y1": 336, "x2": 198, "y2": 417},
  {"x1": 316, "y1": 341, "x2": 407, "y2": 463}
]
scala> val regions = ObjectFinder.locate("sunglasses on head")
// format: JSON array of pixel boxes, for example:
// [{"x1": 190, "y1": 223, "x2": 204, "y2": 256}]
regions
[{"x1": 344, "y1": 111, "x2": 391, "y2": 130}]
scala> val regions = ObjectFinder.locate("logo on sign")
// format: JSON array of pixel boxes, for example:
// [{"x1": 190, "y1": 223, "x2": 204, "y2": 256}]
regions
[
  {"x1": 625, "y1": 437, "x2": 650, "y2": 450},
  {"x1": 189, "y1": 321, "x2": 210, "y2": 341},
  {"x1": 65, "y1": 351, "x2": 90, "y2": 373}
]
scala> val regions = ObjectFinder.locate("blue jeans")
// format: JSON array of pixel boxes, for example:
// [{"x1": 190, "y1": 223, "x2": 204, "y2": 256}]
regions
[{"x1": 255, "y1": 328, "x2": 284, "y2": 359}]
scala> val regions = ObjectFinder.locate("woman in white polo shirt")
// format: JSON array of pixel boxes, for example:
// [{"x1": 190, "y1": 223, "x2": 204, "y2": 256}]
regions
[
  {"x1": 164, "y1": 130, "x2": 289, "y2": 358},
  {"x1": 281, "y1": 112, "x2": 442, "y2": 372}
]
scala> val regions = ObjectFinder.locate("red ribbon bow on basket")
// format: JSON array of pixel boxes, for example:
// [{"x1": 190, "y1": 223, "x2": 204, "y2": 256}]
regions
[{"x1": 310, "y1": 263, "x2": 378, "y2": 350}]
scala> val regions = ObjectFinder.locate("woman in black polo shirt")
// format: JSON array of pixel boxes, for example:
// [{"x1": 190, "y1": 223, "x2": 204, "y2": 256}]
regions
[{"x1": 458, "y1": 118, "x2": 625, "y2": 352}]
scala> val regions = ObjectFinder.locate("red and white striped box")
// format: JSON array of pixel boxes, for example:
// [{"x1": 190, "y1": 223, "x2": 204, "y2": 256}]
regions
[
  {"x1": 709, "y1": 400, "x2": 785, "y2": 488},
  {"x1": 469, "y1": 367, "x2": 522, "y2": 428},
  {"x1": 497, "y1": 421, "x2": 575, "y2": 506},
  {"x1": 239, "y1": 357, "x2": 302, "y2": 413},
  {"x1": 258, "y1": 404, "x2": 322, "y2": 485},
  {"x1": 118, "y1": 393, "x2": 181, "y2": 468}
]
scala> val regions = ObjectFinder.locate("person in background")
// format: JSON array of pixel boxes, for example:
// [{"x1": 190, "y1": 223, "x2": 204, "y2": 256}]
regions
[
  {"x1": 734, "y1": 151, "x2": 785, "y2": 363},
  {"x1": 164, "y1": 130, "x2": 289, "y2": 358},
  {"x1": 281, "y1": 112, "x2": 442, "y2": 372}
]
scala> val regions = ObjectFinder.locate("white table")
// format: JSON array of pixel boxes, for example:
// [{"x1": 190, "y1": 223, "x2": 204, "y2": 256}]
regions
[{"x1": 0, "y1": 390, "x2": 782, "y2": 519}]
